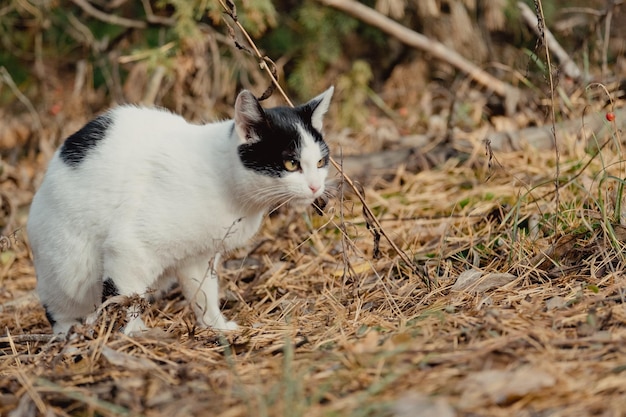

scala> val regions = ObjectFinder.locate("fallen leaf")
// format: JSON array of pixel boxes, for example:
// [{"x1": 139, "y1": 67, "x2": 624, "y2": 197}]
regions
[
  {"x1": 0, "y1": 250, "x2": 16, "y2": 266},
  {"x1": 451, "y1": 269, "x2": 516, "y2": 293},
  {"x1": 101, "y1": 346, "x2": 161, "y2": 372},
  {"x1": 546, "y1": 296, "x2": 567, "y2": 310},
  {"x1": 350, "y1": 330, "x2": 380, "y2": 354},
  {"x1": 332, "y1": 262, "x2": 372, "y2": 277},
  {"x1": 459, "y1": 366, "x2": 556, "y2": 408},
  {"x1": 393, "y1": 392, "x2": 455, "y2": 417},
  {"x1": 451, "y1": 269, "x2": 483, "y2": 291}
]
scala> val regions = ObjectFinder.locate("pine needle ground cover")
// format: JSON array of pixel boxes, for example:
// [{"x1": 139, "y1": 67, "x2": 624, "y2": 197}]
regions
[
  {"x1": 2, "y1": 1, "x2": 626, "y2": 414},
  {"x1": 2, "y1": 93, "x2": 626, "y2": 416}
]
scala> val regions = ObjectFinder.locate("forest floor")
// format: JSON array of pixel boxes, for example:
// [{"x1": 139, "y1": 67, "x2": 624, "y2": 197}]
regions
[{"x1": 2, "y1": 62, "x2": 626, "y2": 416}]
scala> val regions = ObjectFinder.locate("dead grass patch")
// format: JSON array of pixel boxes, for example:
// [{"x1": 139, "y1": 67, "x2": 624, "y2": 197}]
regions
[{"x1": 2, "y1": 97, "x2": 626, "y2": 415}]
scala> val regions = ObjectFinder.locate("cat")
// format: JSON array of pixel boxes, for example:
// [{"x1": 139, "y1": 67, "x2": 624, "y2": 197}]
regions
[{"x1": 27, "y1": 86, "x2": 334, "y2": 335}]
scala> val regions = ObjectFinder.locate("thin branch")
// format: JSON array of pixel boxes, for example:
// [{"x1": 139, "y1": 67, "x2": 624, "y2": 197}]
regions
[
  {"x1": 5, "y1": 330, "x2": 48, "y2": 414},
  {"x1": 218, "y1": 0, "x2": 293, "y2": 106},
  {"x1": 0, "y1": 67, "x2": 43, "y2": 133},
  {"x1": 140, "y1": 0, "x2": 175, "y2": 26},
  {"x1": 70, "y1": 0, "x2": 147, "y2": 29},
  {"x1": 518, "y1": 1, "x2": 582, "y2": 80},
  {"x1": 316, "y1": 0, "x2": 522, "y2": 114},
  {"x1": 0, "y1": 334, "x2": 53, "y2": 344},
  {"x1": 329, "y1": 158, "x2": 417, "y2": 271},
  {"x1": 141, "y1": 65, "x2": 167, "y2": 106}
]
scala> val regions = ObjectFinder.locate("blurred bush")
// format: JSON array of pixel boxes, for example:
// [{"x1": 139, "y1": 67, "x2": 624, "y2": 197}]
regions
[{"x1": 0, "y1": 0, "x2": 621, "y2": 125}]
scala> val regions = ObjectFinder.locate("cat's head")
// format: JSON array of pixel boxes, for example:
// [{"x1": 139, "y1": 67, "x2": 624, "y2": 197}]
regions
[{"x1": 234, "y1": 87, "x2": 334, "y2": 209}]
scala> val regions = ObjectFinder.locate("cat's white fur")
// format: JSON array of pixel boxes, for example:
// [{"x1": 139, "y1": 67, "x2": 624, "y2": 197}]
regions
[{"x1": 28, "y1": 87, "x2": 333, "y2": 335}]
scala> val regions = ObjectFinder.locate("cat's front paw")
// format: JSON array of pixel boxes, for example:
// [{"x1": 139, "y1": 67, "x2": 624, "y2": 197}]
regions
[
  {"x1": 123, "y1": 314, "x2": 149, "y2": 336},
  {"x1": 215, "y1": 320, "x2": 239, "y2": 331},
  {"x1": 199, "y1": 316, "x2": 239, "y2": 331}
]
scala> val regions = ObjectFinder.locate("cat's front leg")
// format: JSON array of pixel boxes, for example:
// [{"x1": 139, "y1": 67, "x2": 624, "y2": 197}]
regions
[
  {"x1": 122, "y1": 303, "x2": 148, "y2": 336},
  {"x1": 177, "y1": 253, "x2": 239, "y2": 331}
]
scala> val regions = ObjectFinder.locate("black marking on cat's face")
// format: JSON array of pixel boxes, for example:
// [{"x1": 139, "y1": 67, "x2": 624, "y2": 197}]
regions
[
  {"x1": 60, "y1": 112, "x2": 113, "y2": 167},
  {"x1": 237, "y1": 105, "x2": 329, "y2": 177},
  {"x1": 43, "y1": 303, "x2": 56, "y2": 327},
  {"x1": 102, "y1": 277, "x2": 119, "y2": 302}
]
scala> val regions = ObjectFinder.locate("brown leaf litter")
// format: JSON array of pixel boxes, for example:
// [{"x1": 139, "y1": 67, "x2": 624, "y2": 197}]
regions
[{"x1": 2, "y1": 98, "x2": 626, "y2": 416}]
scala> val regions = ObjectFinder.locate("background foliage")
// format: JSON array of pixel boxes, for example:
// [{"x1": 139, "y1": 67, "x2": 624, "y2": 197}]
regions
[
  {"x1": 2, "y1": 1, "x2": 626, "y2": 416},
  {"x1": 2, "y1": 0, "x2": 621, "y2": 122}
]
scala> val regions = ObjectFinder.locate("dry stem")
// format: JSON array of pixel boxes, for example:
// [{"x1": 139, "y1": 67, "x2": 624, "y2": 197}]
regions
[
  {"x1": 217, "y1": 0, "x2": 418, "y2": 275},
  {"x1": 532, "y1": 0, "x2": 561, "y2": 236}
]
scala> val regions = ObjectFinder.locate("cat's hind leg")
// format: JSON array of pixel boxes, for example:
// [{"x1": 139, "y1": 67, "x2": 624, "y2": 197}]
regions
[
  {"x1": 34, "y1": 241, "x2": 102, "y2": 335},
  {"x1": 176, "y1": 253, "x2": 238, "y2": 331},
  {"x1": 101, "y1": 243, "x2": 163, "y2": 336}
]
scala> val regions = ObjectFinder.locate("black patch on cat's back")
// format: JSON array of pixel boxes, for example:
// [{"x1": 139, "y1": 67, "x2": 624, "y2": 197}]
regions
[
  {"x1": 43, "y1": 304, "x2": 56, "y2": 327},
  {"x1": 102, "y1": 277, "x2": 119, "y2": 302},
  {"x1": 238, "y1": 106, "x2": 327, "y2": 177},
  {"x1": 60, "y1": 112, "x2": 113, "y2": 167}
]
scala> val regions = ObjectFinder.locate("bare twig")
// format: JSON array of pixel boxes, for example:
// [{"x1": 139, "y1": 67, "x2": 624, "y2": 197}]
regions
[
  {"x1": 73, "y1": 60, "x2": 88, "y2": 97},
  {"x1": 67, "y1": 12, "x2": 96, "y2": 48},
  {"x1": 70, "y1": 0, "x2": 147, "y2": 29},
  {"x1": 329, "y1": 158, "x2": 417, "y2": 273},
  {"x1": 481, "y1": 106, "x2": 626, "y2": 151},
  {"x1": 5, "y1": 330, "x2": 48, "y2": 414},
  {"x1": 315, "y1": 0, "x2": 522, "y2": 114},
  {"x1": 0, "y1": 334, "x2": 53, "y2": 344},
  {"x1": 218, "y1": 0, "x2": 419, "y2": 276},
  {"x1": 218, "y1": 0, "x2": 293, "y2": 106},
  {"x1": 142, "y1": 65, "x2": 167, "y2": 106},
  {"x1": 34, "y1": 377, "x2": 134, "y2": 415},
  {"x1": 118, "y1": 42, "x2": 176, "y2": 64},
  {"x1": 140, "y1": 0, "x2": 175, "y2": 26},
  {"x1": 0, "y1": 66, "x2": 43, "y2": 133},
  {"x1": 518, "y1": 1, "x2": 582, "y2": 81}
]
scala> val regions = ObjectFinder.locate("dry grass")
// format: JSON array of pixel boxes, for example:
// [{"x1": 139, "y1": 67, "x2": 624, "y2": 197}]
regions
[
  {"x1": 2, "y1": 88, "x2": 626, "y2": 416},
  {"x1": 2, "y1": 4, "x2": 626, "y2": 412}
]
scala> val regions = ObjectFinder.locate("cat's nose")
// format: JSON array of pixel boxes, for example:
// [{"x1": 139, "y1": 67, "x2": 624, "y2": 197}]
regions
[{"x1": 309, "y1": 184, "x2": 320, "y2": 194}]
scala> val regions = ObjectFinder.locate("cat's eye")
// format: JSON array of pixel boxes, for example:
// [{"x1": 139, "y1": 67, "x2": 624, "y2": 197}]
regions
[
  {"x1": 284, "y1": 159, "x2": 300, "y2": 172},
  {"x1": 317, "y1": 158, "x2": 326, "y2": 168}
]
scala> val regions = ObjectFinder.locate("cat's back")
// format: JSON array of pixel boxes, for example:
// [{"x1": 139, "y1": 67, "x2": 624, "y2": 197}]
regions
[
  {"x1": 66, "y1": 105, "x2": 190, "y2": 163},
  {"x1": 30, "y1": 105, "x2": 236, "y2": 224},
  {"x1": 45, "y1": 105, "x2": 214, "y2": 182},
  {"x1": 106, "y1": 105, "x2": 191, "y2": 139},
  {"x1": 31, "y1": 106, "x2": 208, "y2": 219}
]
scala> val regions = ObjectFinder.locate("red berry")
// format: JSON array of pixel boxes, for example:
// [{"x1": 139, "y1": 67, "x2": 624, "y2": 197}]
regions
[
  {"x1": 50, "y1": 102, "x2": 62, "y2": 116},
  {"x1": 606, "y1": 112, "x2": 615, "y2": 122}
]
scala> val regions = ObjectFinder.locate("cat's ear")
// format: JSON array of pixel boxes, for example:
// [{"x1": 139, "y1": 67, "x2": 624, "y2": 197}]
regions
[
  {"x1": 235, "y1": 90, "x2": 266, "y2": 143},
  {"x1": 306, "y1": 86, "x2": 334, "y2": 132}
]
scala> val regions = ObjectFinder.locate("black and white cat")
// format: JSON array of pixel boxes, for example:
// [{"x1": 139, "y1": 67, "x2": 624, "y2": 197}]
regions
[{"x1": 27, "y1": 87, "x2": 334, "y2": 335}]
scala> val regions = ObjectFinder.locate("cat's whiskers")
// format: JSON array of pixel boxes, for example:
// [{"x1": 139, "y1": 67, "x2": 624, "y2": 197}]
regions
[
  {"x1": 322, "y1": 182, "x2": 338, "y2": 197},
  {"x1": 268, "y1": 196, "x2": 296, "y2": 216},
  {"x1": 238, "y1": 184, "x2": 296, "y2": 213}
]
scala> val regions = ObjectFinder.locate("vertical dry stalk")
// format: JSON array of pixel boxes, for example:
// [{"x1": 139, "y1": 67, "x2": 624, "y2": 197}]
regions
[
  {"x1": 601, "y1": 1, "x2": 615, "y2": 79},
  {"x1": 217, "y1": 0, "x2": 418, "y2": 274},
  {"x1": 518, "y1": 1, "x2": 581, "y2": 80},
  {"x1": 533, "y1": 0, "x2": 561, "y2": 235},
  {"x1": 218, "y1": 0, "x2": 293, "y2": 106}
]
